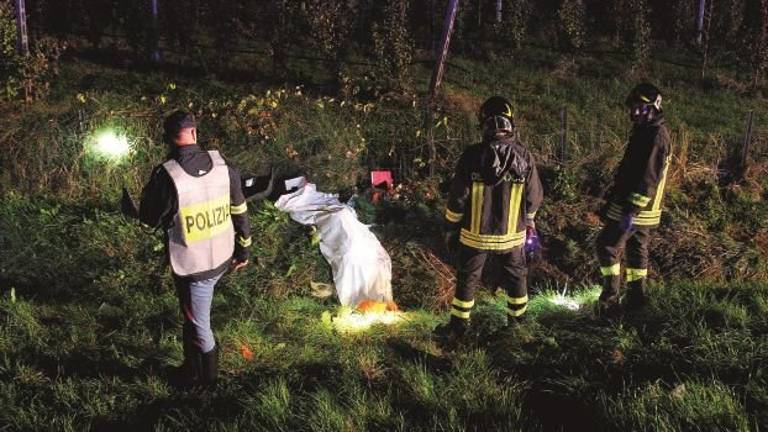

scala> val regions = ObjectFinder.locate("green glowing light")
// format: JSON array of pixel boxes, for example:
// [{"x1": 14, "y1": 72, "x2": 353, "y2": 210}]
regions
[
  {"x1": 94, "y1": 130, "x2": 130, "y2": 159},
  {"x1": 324, "y1": 308, "x2": 404, "y2": 333}
]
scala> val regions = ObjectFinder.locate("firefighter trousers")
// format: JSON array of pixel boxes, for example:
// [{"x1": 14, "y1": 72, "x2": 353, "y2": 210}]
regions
[
  {"x1": 595, "y1": 220, "x2": 651, "y2": 301},
  {"x1": 449, "y1": 245, "x2": 528, "y2": 321}
]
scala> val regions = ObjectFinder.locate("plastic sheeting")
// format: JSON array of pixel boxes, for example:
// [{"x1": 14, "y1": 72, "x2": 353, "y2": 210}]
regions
[{"x1": 275, "y1": 182, "x2": 393, "y2": 307}]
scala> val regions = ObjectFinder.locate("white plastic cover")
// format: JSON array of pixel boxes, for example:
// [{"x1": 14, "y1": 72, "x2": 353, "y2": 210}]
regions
[{"x1": 275, "y1": 182, "x2": 393, "y2": 306}]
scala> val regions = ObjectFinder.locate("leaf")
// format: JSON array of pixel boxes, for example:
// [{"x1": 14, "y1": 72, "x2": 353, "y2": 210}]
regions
[{"x1": 310, "y1": 281, "x2": 334, "y2": 299}]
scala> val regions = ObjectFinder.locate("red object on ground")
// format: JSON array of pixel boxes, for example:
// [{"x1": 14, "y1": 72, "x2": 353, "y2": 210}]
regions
[
  {"x1": 371, "y1": 170, "x2": 394, "y2": 189},
  {"x1": 240, "y1": 344, "x2": 254, "y2": 361}
]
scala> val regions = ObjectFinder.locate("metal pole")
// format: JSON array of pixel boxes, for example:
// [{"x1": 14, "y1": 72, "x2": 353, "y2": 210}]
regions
[
  {"x1": 150, "y1": 0, "x2": 161, "y2": 63},
  {"x1": 560, "y1": 108, "x2": 568, "y2": 163},
  {"x1": 696, "y1": 0, "x2": 706, "y2": 44},
  {"x1": 740, "y1": 110, "x2": 754, "y2": 178},
  {"x1": 14, "y1": 0, "x2": 29, "y2": 56},
  {"x1": 426, "y1": 0, "x2": 460, "y2": 176},
  {"x1": 428, "y1": 0, "x2": 460, "y2": 103}
]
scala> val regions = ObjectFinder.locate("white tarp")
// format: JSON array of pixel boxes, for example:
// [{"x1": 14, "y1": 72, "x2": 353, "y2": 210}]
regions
[{"x1": 275, "y1": 181, "x2": 393, "y2": 307}]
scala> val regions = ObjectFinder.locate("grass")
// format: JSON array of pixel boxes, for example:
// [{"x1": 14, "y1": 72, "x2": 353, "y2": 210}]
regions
[{"x1": 0, "y1": 38, "x2": 767, "y2": 430}]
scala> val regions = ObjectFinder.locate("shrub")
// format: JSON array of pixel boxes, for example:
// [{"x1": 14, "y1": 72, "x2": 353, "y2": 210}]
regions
[
  {"x1": 371, "y1": 0, "x2": 413, "y2": 92},
  {"x1": 0, "y1": 3, "x2": 66, "y2": 102},
  {"x1": 558, "y1": 0, "x2": 587, "y2": 51}
]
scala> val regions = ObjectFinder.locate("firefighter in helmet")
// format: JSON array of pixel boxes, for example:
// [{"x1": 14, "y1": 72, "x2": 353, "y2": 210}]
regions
[
  {"x1": 596, "y1": 83, "x2": 672, "y2": 315},
  {"x1": 434, "y1": 96, "x2": 544, "y2": 339},
  {"x1": 139, "y1": 111, "x2": 252, "y2": 387}
]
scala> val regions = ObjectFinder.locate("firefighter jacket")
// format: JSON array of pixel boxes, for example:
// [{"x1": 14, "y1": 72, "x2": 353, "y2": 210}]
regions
[
  {"x1": 605, "y1": 115, "x2": 672, "y2": 228},
  {"x1": 444, "y1": 136, "x2": 543, "y2": 252},
  {"x1": 140, "y1": 145, "x2": 252, "y2": 280}
]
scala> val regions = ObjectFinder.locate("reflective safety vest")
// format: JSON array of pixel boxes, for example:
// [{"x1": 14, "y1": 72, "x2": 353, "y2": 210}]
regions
[
  {"x1": 164, "y1": 150, "x2": 234, "y2": 276},
  {"x1": 606, "y1": 153, "x2": 672, "y2": 227}
]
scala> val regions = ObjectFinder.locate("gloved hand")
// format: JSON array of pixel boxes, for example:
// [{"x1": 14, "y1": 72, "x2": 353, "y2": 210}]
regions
[
  {"x1": 443, "y1": 230, "x2": 459, "y2": 256},
  {"x1": 525, "y1": 226, "x2": 540, "y2": 258},
  {"x1": 620, "y1": 201, "x2": 640, "y2": 231},
  {"x1": 620, "y1": 213, "x2": 635, "y2": 231}
]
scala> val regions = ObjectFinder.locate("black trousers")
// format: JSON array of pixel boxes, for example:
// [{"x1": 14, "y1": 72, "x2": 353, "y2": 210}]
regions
[
  {"x1": 450, "y1": 245, "x2": 528, "y2": 320},
  {"x1": 595, "y1": 220, "x2": 651, "y2": 298}
]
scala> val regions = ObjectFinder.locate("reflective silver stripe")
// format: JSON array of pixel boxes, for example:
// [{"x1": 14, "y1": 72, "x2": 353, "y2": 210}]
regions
[
  {"x1": 231, "y1": 202, "x2": 248, "y2": 215},
  {"x1": 165, "y1": 151, "x2": 235, "y2": 276}
]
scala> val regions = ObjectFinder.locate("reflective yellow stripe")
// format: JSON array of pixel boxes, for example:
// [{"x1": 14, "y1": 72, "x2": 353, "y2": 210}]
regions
[
  {"x1": 526, "y1": 211, "x2": 537, "y2": 219},
  {"x1": 506, "y1": 294, "x2": 528, "y2": 305},
  {"x1": 629, "y1": 193, "x2": 651, "y2": 207},
  {"x1": 507, "y1": 183, "x2": 524, "y2": 234},
  {"x1": 652, "y1": 155, "x2": 672, "y2": 211},
  {"x1": 451, "y1": 297, "x2": 475, "y2": 308},
  {"x1": 445, "y1": 208, "x2": 463, "y2": 223},
  {"x1": 601, "y1": 263, "x2": 621, "y2": 276},
  {"x1": 507, "y1": 304, "x2": 527, "y2": 317},
  {"x1": 470, "y1": 182, "x2": 484, "y2": 234},
  {"x1": 237, "y1": 236, "x2": 252, "y2": 247},
  {"x1": 230, "y1": 202, "x2": 248, "y2": 215},
  {"x1": 459, "y1": 229, "x2": 526, "y2": 250},
  {"x1": 451, "y1": 308, "x2": 471, "y2": 319},
  {"x1": 626, "y1": 268, "x2": 648, "y2": 282}
]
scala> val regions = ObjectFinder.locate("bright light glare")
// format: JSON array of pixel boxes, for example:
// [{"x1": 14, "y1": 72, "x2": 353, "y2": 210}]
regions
[
  {"x1": 331, "y1": 310, "x2": 403, "y2": 333},
  {"x1": 95, "y1": 131, "x2": 130, "y2": 159},
  {"x1": 549, "y1": 294, "x2": 580, "y2": 311}
]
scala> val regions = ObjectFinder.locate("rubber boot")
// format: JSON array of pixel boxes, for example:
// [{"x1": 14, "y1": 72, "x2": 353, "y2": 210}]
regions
[
  {"x1": 625, "y1": 279, "x2": 648, "y2": 311},
  {"x1": 200, "y1": 346, "x2": 218, "y2": 388},
  {"x1": 597, "y1": 275, "x2": 622, "y2": 318},
  {"x1": 433, "y1": 315, "x2": 470, "y2": 342}
]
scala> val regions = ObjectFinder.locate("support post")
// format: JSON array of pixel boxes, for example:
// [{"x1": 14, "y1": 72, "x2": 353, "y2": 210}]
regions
[
  {"x1": 150, "y1": 0, "x2": 162, "y2": 63},
  {"x1": 696, "y1": 0, "x2": 706, "y2": 45},
  {"x1": 738, "y1": 110, "x2": 754, "y2": 180},
  {"x1": 14, "y1": 0, "x2": 29, "y2": 56},
  {"x1": 426, "y1": 0, "x2": 460, "y2": 176},
  {"x1": 560, "y1": 108, "x2": 568, "y2": 163}
]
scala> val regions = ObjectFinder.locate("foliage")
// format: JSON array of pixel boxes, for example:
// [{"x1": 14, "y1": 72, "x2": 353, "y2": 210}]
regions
[
  {"x1": 371, "y1": 0, "x2": 413, "y2": 92},
  {"x1": 0, "y1": 3, "x2": 66, "y2": 102},
  {"x1": 558, "y1": 0, "x2": 587, "y2": 51},
  {"x1": 620, "y1": 0, "x2": 652, "y2": 70},
  {"x1": 501, "y1": 0, "x2": 533, "y2": 51}
]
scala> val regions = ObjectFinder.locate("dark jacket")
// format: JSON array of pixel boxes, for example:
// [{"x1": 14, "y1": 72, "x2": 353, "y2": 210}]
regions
[
  {"x1": 605, "y1": 115, "x2": 672, "y2": 228},
  {"x1": 139, "y1": 144, "x2": 252, "y2": 280},
  {"x1": 444, "y1": 136, "x2": 544, "y2": 252}
]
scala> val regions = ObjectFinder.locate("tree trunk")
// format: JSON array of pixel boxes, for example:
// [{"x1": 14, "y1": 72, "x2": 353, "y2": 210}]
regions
[{"x1": 496, "y1": 0, "x2": 502, "y2": 24}]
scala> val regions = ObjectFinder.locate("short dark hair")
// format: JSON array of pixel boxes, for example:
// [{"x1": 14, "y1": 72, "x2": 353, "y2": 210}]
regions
[{"x1": 163, "y1": 110, "x2": 196, "y2": 143}]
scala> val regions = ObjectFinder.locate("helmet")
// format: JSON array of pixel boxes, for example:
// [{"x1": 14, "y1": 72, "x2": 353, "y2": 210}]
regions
[
  {"x1": 625, "y1": 83, "x2": 662, "y2": 124},
  {"x1": 479, "y1": 96, "x2": 515, "y2": 133}
]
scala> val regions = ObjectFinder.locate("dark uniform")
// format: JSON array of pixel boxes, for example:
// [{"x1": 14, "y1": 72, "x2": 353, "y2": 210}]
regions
[
  {"x1": 140, "y1": 112, "x2": 252, "y2": 387},
  {"x1": 597, "y1": 83, "x2": 671, "y2": 311},
  {"x1": 437, "y1": 96, "x2": 543, "y2": 337}
]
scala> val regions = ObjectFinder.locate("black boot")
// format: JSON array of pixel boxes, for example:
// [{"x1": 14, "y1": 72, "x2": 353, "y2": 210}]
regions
[
  {"x1": 597, "y1": 275, "x2": 622, "y2": 318},
  {"x1": 433, "y1": 315, "x2": 470, "y2": 342},
  {"x1": 625, "y1": 279, "x2": 648, "y2": 311},
  {"x1": 200, "y1": 346, "x2": 218, "y2": 388}
]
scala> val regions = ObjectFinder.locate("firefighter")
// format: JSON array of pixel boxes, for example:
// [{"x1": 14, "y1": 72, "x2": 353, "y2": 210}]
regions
[
  {"x1": 596, "y1": 83, "x2": 672, "y2": 315},
  {"x1": 139, "y1": 111, "x2": 252, "y2": 387},
  {"x1": 434, "y1": 96, "x2": 544, "y2": 339}
]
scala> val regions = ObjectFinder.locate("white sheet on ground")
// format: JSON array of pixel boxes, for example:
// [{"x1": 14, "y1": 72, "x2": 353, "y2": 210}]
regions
[{"x1": 275, "y1": 183, "x2": 393, "y2": 306}]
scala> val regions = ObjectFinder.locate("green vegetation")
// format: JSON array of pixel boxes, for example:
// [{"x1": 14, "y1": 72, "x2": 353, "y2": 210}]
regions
[{"x1": 1, "y1": 14, "x2": 767, "y2": 429}]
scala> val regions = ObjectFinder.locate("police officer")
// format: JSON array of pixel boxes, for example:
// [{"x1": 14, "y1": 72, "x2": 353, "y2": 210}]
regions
[
  {"x1": 596, "y1": 83, "x2": 672, "y2": 315},
  {"x1": 435, "y1": 96, "x2": 544, "y2": 339},
  {"x1": 139, "y1": 111, "x2": 252, "y2": 387}
]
